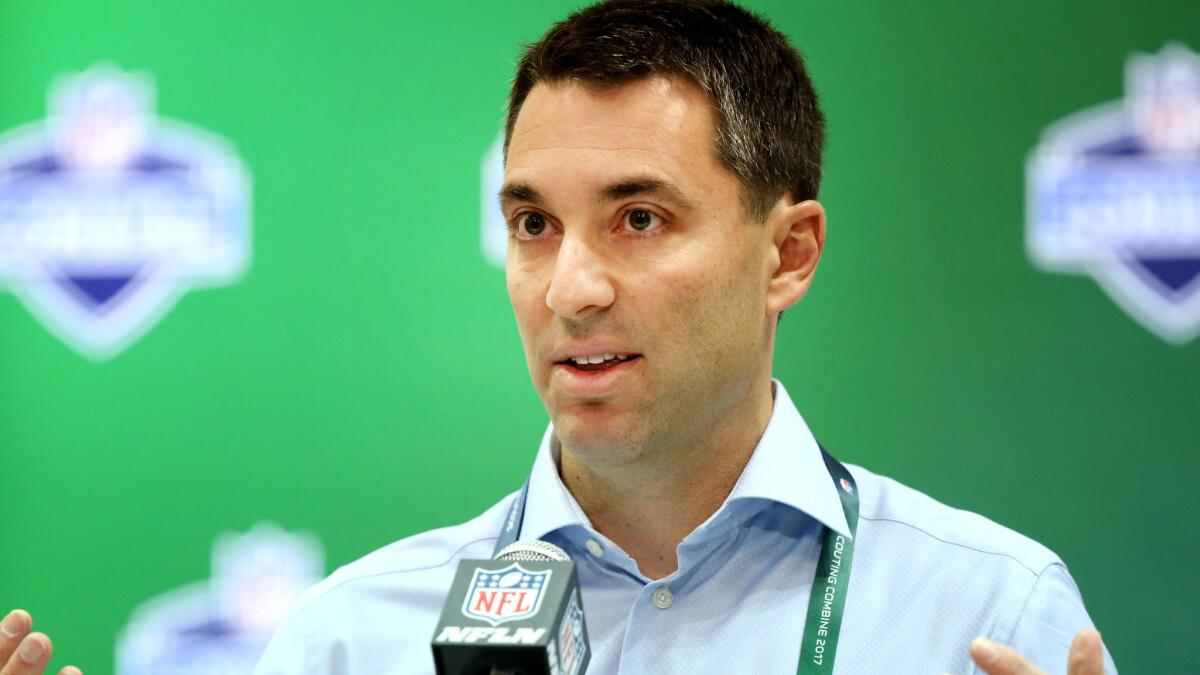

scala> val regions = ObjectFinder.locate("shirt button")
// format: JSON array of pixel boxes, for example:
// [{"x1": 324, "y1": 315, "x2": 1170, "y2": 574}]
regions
[
  {"x1": 585, "y1": 539, "x2": 603, "y2": 557},
  {"x1": 652, "y1": 587, "x2": 674, "y2": 609}
]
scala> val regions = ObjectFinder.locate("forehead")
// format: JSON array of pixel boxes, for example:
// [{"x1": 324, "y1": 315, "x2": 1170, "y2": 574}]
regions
[{"x1": 505, "y1": 76, "x2": 730, "y2": 196}]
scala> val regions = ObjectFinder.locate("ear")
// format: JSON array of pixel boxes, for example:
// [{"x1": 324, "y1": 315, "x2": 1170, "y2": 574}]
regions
[{"x1": 765, "y1": 198, "x2": 826, "y2": 315}]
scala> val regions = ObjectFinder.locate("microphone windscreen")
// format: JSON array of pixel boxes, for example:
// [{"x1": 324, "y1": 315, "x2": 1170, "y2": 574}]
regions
[{"x1": 494, "y1": 540, "x2": 570, "y2": 563}]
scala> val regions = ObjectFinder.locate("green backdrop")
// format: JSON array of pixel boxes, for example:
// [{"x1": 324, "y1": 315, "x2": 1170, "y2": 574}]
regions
[{"x1": 2, "y1": 1, "x2": 1197, "y2": 672}]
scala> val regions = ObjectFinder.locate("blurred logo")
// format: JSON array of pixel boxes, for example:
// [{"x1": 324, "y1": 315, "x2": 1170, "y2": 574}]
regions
[
  {"x1": 1027, "y1": 44, "x2": 1200, "y2": 345},
  {"x1": 481, "y1": 132, "x2": 507, "y2": 268},
  {"x1": 0, "y1": 64, "x2": 251, "y2": 359},
  {"x1": 116, "y1": 523, "x2": 323, "y2": 675},
  {"x1": 839, "y1": 478, "x2": 854, "y2": 495},
  {"x1": 462, "y1": 563, "x2": 552, "y2": 626},
  {"x1": 555, "y1": 590, "x2": 587, "y2": 675}
]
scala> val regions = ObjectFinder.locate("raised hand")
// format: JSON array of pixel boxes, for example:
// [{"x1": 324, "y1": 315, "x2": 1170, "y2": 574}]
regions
[{"x1": 0, "y1": 610, "x2": 82, "y2": 675}]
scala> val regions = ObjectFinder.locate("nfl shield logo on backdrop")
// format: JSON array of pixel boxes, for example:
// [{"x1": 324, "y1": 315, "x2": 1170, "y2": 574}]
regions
[
  {"x1": 116, "y1": 523, "x2": 323, "y2": 674},
  {"x1": 1027, "y1": 44, "x2": 1200, "y2": 345},
  {"x1": 0, "y1": 64, "x2": 251, "y2": 360},
  {"x1": 461, "y1": 563, "x2": 552, "y2": 626}
]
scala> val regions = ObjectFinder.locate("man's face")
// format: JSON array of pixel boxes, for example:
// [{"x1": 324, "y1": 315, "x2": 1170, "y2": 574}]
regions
[{"x1": 502, "y1": 76, "x2": 780, "y2": 461}]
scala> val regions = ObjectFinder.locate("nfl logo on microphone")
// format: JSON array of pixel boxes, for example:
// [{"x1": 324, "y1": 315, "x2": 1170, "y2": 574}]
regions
[{"x1": 462, "y1": 563, "x2": 553, "y2": 626}]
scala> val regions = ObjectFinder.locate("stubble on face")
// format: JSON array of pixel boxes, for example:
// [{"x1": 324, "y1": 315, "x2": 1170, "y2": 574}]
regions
[{"x1": 504, "y1": 76, "x2": 777, "y2": 473}]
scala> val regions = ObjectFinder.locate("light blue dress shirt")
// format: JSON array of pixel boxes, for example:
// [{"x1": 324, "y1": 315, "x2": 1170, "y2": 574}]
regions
[{"x1": 255, "y1": 382, "x2": 1116, "y2": 674}]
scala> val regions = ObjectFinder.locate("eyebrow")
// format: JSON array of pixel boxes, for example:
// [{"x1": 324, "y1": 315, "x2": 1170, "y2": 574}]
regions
[
  {"x1": 498, "y1": 176, "x2": 696, "y2": 213},
  {"x1": 599, "y1": 177, "x2": 695, "y2": 210},
  {"x1": 498, "y1": 183, "x2": 544, "y2": 214}
]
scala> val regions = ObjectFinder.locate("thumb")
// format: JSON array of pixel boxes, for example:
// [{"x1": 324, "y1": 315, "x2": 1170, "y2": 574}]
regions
[
  {"x1": 1067, "y1": 629, "x2": 1105, "y2": 675},
  {"x1": 970, "y1": 636, "x2": 1047, "y2": 675}
]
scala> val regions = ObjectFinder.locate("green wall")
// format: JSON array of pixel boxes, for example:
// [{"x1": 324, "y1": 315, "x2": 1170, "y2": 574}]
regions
[{"x1": 2, "y1": 1, "x2": 1196, "y2": 672}]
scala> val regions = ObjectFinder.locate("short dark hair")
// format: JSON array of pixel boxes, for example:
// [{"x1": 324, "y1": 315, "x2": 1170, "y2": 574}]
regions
[{"x1": 504, "y1": 0, "x2": 825, "y2": 221}]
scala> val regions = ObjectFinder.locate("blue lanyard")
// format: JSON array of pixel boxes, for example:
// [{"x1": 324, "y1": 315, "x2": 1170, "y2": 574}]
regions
[{"x1": 493, "y1": 478, "x2": 531, "y2": 557}]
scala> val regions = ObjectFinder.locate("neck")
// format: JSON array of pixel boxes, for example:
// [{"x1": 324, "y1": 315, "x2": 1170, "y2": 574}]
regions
[{"x1": 559, "y1": 379, "x2": 775, "y2": 580}]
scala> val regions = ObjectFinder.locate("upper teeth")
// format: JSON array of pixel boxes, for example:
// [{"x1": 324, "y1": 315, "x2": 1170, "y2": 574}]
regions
[{"x1": 570, "y1": 353, "x2": 625, "y2": 364}]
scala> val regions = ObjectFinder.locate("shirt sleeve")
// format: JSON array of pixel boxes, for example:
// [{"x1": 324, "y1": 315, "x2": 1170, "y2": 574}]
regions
[{"x1": 1004, "y1": 562, "x2": 1118, "y2": 675}]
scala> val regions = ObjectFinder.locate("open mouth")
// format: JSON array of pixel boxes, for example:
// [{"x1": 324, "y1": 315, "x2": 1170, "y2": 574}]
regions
[{"x1": 557, "y1": 353, "x2": 642, "y2": 373}]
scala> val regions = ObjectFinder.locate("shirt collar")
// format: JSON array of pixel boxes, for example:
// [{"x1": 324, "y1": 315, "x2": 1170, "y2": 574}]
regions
[
  {"x1": 518, "y1": 379, "x2": 851, "y2": 543},
  {"x1": 520, "y1": 425, "x2": 593, "y2": 542},
  {"x1": 722, "y1": 380, "x2": 852, "y2": 538}
]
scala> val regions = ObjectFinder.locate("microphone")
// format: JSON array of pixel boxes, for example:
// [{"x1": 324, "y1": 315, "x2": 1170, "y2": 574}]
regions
[{"x1": 431, "y1": 540, "x2": 591, "y2": 675}]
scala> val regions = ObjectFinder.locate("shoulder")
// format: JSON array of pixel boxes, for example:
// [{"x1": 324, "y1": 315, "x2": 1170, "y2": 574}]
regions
[
  {"x1": 837, "y1": 463, "x2": 1112, "y2": 668},
  {"x1": 847, "y1": 462, "x2": 1061, "y2": 576},
  {"x1": 315, "y1": 493, "x2": 513, "y2": 595},
  {"x1": 301, "y1": 490, "x2": 516, "y2": 608},
  {"x1": 255, "y1": 492, "x2": 517, "y2": 675},
  {"x1": 841, "y1": 464, "x2": 1115, "y2": 671}
]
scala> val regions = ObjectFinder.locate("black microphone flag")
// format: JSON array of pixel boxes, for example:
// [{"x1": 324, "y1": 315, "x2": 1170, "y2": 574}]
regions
[{"x1": 431, "y1": 541, "x2": 590, "y2": 675}]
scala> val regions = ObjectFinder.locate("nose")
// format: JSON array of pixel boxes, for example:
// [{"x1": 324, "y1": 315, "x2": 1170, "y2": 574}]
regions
[{"x1": 545, "y1": 232, "x2": 615, "y2": 318}]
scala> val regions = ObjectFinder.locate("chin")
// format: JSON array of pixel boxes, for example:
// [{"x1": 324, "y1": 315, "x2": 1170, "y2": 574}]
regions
[{"x1": 551, "y1": 404, "x2": 643, "y2": 458}]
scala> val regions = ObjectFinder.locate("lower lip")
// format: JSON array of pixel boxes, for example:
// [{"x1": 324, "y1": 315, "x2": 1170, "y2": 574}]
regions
[{"x1": 552, "y1": 356, "x2": 642, "y2": 398}]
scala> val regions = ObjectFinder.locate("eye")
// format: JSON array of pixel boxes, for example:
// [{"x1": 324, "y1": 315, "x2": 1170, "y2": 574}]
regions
[
  {"x1": 515, "y1": 212, "x2": 548, "y2": 237},
  {"x1": 623, "y1": 208, "x2": 663, "y2": 233}
]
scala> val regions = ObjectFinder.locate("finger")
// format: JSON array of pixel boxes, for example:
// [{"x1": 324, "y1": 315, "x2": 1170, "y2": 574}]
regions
[
  {"x1": 58, "y1": 667, "x2": 82, "y2": 675},
  {"x1": 970, "y1": 636, "x2": 1047, "y2": 675},
  {"x1": 1068, "y1": 629, "x2": 1104, "y2": 675},
  {"x1": 0, "y1": 632, "x2": 53, "y2": 675},
  {"x1": 0, "y1": 611, "x2": 32, "y2": 668}
]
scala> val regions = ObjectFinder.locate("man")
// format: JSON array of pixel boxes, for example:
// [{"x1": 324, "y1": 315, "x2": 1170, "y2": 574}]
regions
[{"x1": 1, "y1": 1, "x2": 1116, "y2": 673}]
